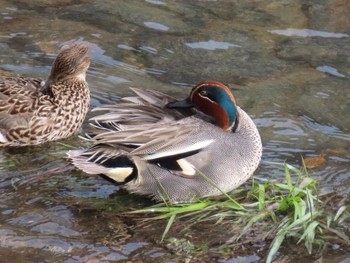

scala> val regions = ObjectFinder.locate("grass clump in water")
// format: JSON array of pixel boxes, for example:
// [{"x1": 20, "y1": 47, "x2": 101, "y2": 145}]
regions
[{"x1": 130, "y1": 162, "x2": 350, "y2": 262}]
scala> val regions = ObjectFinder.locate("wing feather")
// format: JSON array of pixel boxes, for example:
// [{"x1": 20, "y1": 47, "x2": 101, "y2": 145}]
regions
[
  {"x1": 75, "y1": 87, "x2": 213, "y2": 177},
  {"x1": 0, "y1": 77, "x2": 46, "y2": 132},
  {"x1": 91, "y1": 118, "x2": 213, "y2": 161}
]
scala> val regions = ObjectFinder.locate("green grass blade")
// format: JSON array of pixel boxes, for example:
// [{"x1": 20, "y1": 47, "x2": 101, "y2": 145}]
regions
[
  {"x1": 292, "y1": 199, "x2": 302, "y2": 221},
  {"x1": 283, "y1": 163, "x2": 293, "y2": 192},
  {"x1": 258, "y1": 183, "x2": 266, "y2": 210},
  {"x1": 326, "y1": 215, "x2": 332, "y2": 228},
  {"x1": 267, "y1": 234, "x2": 285, "y2": 263},
  {"x1": 129, "y1": 202, "x2": 209, "y2": 219},
  {"x1": 236, "y1": 213, "x2": 268, "y2": 241},
  {"x1": 298, "y1": 177, "x2": 315, "y2": 189},
  {"x1": 266, "y1": 220, "x2": 289, "y2": 263},
  {"x1": 161, "y1": 214, "x2": 176, "y2": 242},
  {"x1": 334, "y1": 206, "x2": 347, "y2": 222},
  {"x1": 284, "y1": 212, "x2": 313, "y2": 231},
  {"x1": 122, "y1": 161, "x2": 349, "y2": 261},
  {"x1": 297, "y1": 220, "x2": 319, "y2": 254}
]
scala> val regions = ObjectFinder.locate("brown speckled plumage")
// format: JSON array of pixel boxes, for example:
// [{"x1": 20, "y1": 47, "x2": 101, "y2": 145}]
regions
[{"x1": 0, "y1": 43, "x2": 90, "y2": 146}]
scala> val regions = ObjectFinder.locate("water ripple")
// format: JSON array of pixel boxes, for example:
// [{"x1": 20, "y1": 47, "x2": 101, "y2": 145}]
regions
[
  {"x1": 316, "y1": 65, "x2": 345, "y2": 78},
  {"x1": 145, "y1": 0, "x2": 166, "y2": 5},
  {"x1": 186, "y1": 40, "x2": 241, "y2": 50},
  {"x1": 255, "y1": 116, "x2": 306, "y2": 136},
  {"x1": 301, "y1": 115, "x2": 350, "y2": 141},
  {"x1": 269, "y1": 28, "x2": 349, "y2": 38},
  {"x1": 144, "y1": 21, "x2": 169, "y2": 31}
]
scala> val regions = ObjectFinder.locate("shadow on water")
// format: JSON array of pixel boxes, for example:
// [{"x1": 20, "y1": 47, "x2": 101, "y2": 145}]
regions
[{"x1": 0, "y1": 0, "x2": 349, "y2": 262}]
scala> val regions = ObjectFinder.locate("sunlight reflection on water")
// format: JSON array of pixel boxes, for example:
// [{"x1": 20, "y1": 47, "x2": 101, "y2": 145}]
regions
[
  {"x1": 269, "y1": 28, "x2": 349, "y2": 38},
  {"x1": 186, "y1": 40, "x2": 241, "y2": 50},
  {"x1": 143, "y1": 21, "x2": 169, "y2": 31},
  {"x1": 316, "y1": 65, "x2": 345, "y2": 78}
]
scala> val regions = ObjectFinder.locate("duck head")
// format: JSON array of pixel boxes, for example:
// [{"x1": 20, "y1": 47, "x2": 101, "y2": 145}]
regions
[
  {"x1": 168, "y1": 81, "x2": 238, "y2": 131},
  {"x1": 48, "y1": 43, "x2": 90, "y2": 83}
]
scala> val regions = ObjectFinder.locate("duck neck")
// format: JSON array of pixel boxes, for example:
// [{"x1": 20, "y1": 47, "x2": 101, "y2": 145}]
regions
[{"x1": 212, "y1": 97, "x2": 237, "y2": 132}]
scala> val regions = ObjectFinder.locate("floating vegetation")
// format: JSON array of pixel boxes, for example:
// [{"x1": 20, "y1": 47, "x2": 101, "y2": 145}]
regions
[{"x1": 129, "y1": 162, "x2": 350, "y2": 262}]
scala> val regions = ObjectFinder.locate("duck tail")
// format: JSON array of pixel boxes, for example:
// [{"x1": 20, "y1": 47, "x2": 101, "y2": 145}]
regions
[{"x1": 67, "y1": 144, "x2": 137, "y2": 184}]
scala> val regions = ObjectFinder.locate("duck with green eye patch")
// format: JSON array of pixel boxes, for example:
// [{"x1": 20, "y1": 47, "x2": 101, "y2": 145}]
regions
[{"x1": 68, "y1": 81, "x2": 262, "y2": 203}]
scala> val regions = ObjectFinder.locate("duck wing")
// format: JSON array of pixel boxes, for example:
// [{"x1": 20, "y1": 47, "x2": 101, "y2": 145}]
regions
[
  {"x1": 90, "y1": 87, "x2": 194, "y2": 131},
  {"x1": 70, "y1": 88, "x2": 210, "y2": 178},
  {"x1": 91, "y1": 117, "x2": 214, "y2": 176},
  {"x1": 0, "y1": 77, "x2": 50, "y2": 134},
  {"x1": 69, "y1": 118, "x2": 214, "y2": 181}
]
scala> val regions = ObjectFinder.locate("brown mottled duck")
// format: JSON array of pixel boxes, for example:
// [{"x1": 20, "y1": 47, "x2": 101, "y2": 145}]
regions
[{"x1": 0, "y1": 43, "x2": 90, "y2": 146}]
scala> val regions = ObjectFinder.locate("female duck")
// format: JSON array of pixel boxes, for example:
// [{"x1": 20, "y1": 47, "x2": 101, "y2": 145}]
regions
[
  {"x1": 68, "y1": 81, "x2": 262, "y2": 203},
  {"x1": 0, "y1": 43, "x2": 90, "y2": 146}
]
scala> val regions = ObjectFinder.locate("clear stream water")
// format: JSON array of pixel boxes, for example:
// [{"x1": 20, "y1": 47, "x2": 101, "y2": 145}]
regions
[{"x1": 0, "y1": 0, "x2": 349, "y2": 262}]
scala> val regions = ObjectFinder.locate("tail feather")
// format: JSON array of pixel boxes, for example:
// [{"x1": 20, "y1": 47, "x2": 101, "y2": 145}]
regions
[
  {"x1": 67, "y1": 149, "x2": 111, "y2": 175},
  {"x1": 67, "y1": 146, "x2": 137, "y2": 184}
]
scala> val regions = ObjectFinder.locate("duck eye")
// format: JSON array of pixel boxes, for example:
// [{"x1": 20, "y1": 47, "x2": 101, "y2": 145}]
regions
[{"x1": 199, "y1": 90, "x2": 208, "y2": 97}]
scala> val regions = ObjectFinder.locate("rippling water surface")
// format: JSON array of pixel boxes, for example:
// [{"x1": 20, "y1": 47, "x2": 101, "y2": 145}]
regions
[{"x1": 0, "y1": 0, "x2": 349, "y2": 262}]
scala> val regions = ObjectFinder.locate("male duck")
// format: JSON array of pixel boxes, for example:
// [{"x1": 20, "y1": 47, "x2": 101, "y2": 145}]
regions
[
  {"x1": 0, "y1": 43, "x2": 90, "y2": 146},
  {"x1": 68, "y1": 81, "x2": 262, "y2": 203}
]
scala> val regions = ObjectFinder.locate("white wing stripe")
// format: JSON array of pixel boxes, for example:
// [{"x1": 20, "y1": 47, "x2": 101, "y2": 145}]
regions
[{"x1": 142, "y1": 139, "x2": 214, "y2": 160}]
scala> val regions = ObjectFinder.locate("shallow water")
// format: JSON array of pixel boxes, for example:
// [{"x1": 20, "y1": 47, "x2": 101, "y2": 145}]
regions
[{"x1": 0, "y1": 0, "x2": 349, "y2": 262}]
